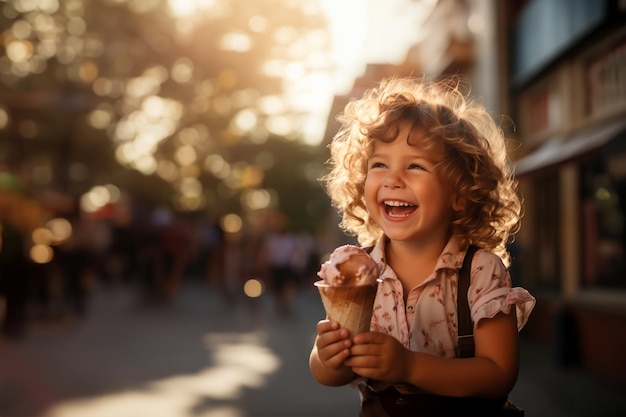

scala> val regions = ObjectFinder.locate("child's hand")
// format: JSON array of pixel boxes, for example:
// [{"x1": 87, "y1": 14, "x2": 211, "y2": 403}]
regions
[
  {"x1": 345, "y1": 331, "x2": 411, "y2": 382},
  {"x1": 314, "y1": 319, "x2": 352, "y2": 370}
]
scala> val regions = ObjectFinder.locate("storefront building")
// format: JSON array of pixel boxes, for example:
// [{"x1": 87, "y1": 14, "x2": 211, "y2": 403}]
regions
[{"x1": 505, "y1": 0, "x2": 626, "y2": 382}]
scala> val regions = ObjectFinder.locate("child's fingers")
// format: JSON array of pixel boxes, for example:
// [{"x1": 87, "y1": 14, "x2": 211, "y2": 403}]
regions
[
  {"x1": 352, "y1": 331, "x2": 386, "y2": 345},
  {"x1": 324, "y1": 345, "x2": 352, "y2": 369},
  {"x1": 317, "y1": 327, "x2": 351, "y2": 350},
  {"x1": 316, "y1": 319, "x2": 339, "y2": 334}
]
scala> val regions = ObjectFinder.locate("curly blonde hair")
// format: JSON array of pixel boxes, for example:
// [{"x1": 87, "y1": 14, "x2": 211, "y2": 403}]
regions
[{"x1": 322, "y1": 76, "x2": 521, "y2": 266}]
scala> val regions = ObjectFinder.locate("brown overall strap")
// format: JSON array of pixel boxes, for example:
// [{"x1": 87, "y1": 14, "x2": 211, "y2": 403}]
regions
[{"x1": 457, "y1": 245, "x2": 479, "y2": 358}]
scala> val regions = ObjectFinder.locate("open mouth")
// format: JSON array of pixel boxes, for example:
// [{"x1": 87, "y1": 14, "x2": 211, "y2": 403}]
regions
[{"x1": 383, "y1": 200, "x2": 417, "y2": 217}]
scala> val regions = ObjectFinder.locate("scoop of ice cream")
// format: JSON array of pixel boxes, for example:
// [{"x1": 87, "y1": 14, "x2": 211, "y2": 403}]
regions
[{"x1": 317, "y1": 245, "x2": 379, "y2": 286}]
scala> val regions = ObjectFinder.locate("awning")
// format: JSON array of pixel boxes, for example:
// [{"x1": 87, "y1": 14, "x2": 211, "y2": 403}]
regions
[{"x1": 514, "y1": 119, "x2": 626, "y2": 177}]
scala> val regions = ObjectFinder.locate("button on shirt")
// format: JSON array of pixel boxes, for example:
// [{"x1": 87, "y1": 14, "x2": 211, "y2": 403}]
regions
[{"x1": 368, "y1": 236, "x2": 535, "y2": 358}]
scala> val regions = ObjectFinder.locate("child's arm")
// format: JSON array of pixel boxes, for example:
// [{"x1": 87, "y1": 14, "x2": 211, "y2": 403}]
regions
[
  {"x1": 309, "y1": 320, "x2": 358, "y2": 386},
  {"x1": 346, "y1": 309, "x2": 519, "y2": 399}
]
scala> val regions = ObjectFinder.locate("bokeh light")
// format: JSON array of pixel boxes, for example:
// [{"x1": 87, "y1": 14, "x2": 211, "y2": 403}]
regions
[
  {"x1": 0, "y1": 0, "x2": 340, "y2": 272},
  {"x1": 31, "y1": 227, "x2": 54, "y2": 245},
  {"x1": 243, "y1": 278, "x2": 264, "y2": 298},
  {"x1": 79, "y1": 184, "x2": 121, "y2": 213},
  {"x1": 220, "y1": 213, "x2": 242, "y2": 234},
  {"x1": 29, "y1": 243, "x2": 53, "y2": 264},
  {"x1": 46, "y1": 217, "x2": 72, "y2": 243}
]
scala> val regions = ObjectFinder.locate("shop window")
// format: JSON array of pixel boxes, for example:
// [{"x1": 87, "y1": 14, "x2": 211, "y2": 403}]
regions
[
  {"x1": 586, "y1": 39, "x2": 626, "y2": 117},
  {"x1": 533, "y1": 174, "x2": 561, "y2": 289},
  {"x1": 581, "y1": 154, "x2": 626, "y2": 288}
]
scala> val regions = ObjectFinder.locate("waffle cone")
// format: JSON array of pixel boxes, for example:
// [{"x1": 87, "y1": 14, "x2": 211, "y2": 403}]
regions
[{"x1": 314, "y1": 282, "x2": 377, "y2": 337}]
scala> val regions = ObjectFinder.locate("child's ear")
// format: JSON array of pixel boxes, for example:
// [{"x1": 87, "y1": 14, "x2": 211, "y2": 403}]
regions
[{"x1": 451, "y1": 194, "x2": 464, "y2": 211}]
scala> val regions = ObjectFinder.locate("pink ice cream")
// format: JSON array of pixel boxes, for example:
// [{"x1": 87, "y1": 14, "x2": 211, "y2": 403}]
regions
[
  {"x1": 314, "y1": 245, "x2": 380, "y2": 337},
  {"x1": 317, "y1": 244, "x2": 380, "y2": 286}
]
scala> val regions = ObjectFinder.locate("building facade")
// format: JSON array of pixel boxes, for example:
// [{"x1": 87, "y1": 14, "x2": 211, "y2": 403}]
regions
[{"x1": 503, "y1": 0, "x2": 626, "y2": 383}]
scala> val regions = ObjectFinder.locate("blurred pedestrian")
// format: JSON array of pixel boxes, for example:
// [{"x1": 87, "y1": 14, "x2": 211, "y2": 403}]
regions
[
  {"x1": 159, "y1": 215, "x2": 192, "y2": 299},
  {"x1": 259, "y1": 221, "x2": 299, "y2": 316},
  {"x1": 0, "y1": 208, "x2": 29, "y2": 338},
  {"x1": 201, "y1": 217, "x2": 227, "y2": 297}
]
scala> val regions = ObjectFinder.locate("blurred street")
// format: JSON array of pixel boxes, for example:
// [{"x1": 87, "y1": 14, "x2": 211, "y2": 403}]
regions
[
  {"x1": 0, "y1": 279, "x2": 625, "y2": 417},
  {"x1": 2, "y1": 2, "x2": 626, "y2": 415}
]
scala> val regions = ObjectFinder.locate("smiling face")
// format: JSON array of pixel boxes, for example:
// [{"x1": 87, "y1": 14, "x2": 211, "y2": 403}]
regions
[{"x1": 364, "y1": 121, "x2": 455, "y2": 247}]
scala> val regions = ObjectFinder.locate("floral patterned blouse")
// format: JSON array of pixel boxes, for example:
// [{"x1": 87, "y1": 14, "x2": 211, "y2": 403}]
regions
[{"x1": 368, "y1": 235, "x2": 536, "y2": 358}]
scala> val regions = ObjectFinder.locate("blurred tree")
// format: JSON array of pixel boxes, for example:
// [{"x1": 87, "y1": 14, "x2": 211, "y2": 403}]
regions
[{"x1": 0, "y1": 0, "x2": 331, "y2": 231}]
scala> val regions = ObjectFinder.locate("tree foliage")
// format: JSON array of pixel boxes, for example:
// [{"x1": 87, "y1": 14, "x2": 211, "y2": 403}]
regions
[{"x1": 0, "y1": 0, "x2": 332, "y2": 231}]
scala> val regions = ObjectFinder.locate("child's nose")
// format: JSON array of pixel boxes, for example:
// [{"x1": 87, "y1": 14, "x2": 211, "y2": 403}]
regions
[{"x1": 383, "y1": 171, "x2": 404, "y2": 188}]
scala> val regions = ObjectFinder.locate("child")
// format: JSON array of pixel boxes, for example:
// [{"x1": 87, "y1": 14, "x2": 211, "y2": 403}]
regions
[{"x1": 309, "y1": 76, "x2": 535, "y2": 416}]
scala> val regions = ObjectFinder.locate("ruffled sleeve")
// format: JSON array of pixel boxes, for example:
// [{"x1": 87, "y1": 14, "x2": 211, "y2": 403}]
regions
[{"x1": 467, "y1": 251, "x2": 536, "y2": 331}]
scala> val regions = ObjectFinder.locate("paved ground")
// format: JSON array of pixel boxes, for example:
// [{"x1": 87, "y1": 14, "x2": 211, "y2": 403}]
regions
[{"x1": 0, "y1": 280, "x2": 625, "y2": 417}]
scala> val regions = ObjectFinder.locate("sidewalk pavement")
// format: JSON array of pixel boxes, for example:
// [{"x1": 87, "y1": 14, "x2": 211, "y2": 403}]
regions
[{"x1": 0, "y1": 280, "x2": 625, "y2": 417}]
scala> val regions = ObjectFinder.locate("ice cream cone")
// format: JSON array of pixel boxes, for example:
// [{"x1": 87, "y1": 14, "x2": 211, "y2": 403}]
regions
[{"x1": 314, "y1": 282, "x2": 378, "y2": 337}]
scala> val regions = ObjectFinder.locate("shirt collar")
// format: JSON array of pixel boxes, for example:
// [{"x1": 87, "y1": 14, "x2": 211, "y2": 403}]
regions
[{"x1": 368, "y1": 235, "x2": 468, "y2": 279}]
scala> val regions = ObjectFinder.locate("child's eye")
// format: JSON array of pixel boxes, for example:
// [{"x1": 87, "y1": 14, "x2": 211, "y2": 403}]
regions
[
  {"x1": 409, "y1": 163, "x2": 426, "y2": 170},
  {"x1": 369, "y1": 161, "x2": 387, "y2": 169}
]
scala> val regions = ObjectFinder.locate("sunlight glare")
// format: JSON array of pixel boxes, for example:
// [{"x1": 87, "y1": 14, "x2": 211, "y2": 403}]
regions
[
  {"x1": 167, "y1": 0, "x2": 228, "y2": 26},
  {"x1": 167, "y1": 0, "x2": 197, "y2": 17},
  {"x1": 231, "y1": 109, "x2": 257, "y2": 133},
  {"x1": 248, "y1": 15, "x2": 267, "y2": 33},
  {"x1": 319, "y1": 0, "x2": 367, "y2": 92},
  {"x1": 44, "y1": 332, "x2": 278, "y2": 417},
  {"x1": 219, "y1": 32, "x2": 252, "y2": 52}
]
